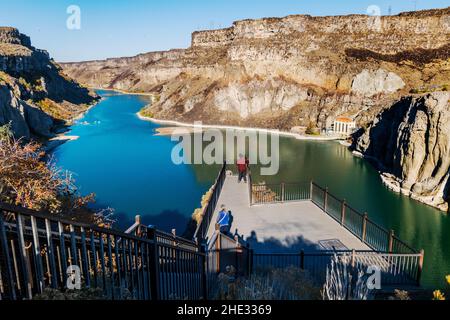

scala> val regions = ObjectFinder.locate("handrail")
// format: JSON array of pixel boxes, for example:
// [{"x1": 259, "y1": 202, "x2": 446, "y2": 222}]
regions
[
  {"x1": 310, "y1": 182, "x2": 420, "y2": 255},
  {"x1": 248, "y1": 179, "x2": 421, "y2": 255},
  {"x1": 207, "y1": 228, "x2": 252, "y2": 277},
  {"x1": 0, "y1": 202, "x2": 207, "y2": 301},
  {"x1": 193, "y1": 162, "x2": 227, "y2": 242},
  {"x1": 0, "y1": 202, "x2": 152, "y2": 243},
  {"x1": 253, "y1": 250, "x2": 423, "y2": 286},
  {"x1": 253, "y1": 251, "x2": 422, "y2": 256}
]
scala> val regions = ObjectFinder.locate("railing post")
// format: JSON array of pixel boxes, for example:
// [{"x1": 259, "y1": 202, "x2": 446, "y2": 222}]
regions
[
  {"x1": 281, "y1": 183, "x2": 286, "y2": 203},
  {"x1": 417, "y1": 249, "x2": 425, "y2": 285},
  {"x1": 200, "y1": 243, "x2": 208, "y2": 300},
  {"x1": 172, "y1": 229, "x2": 177, "y2": 247},
  {"x1": 324, "y1": 188, "x2": 329, "y2": 212},
  {"x1": 300, "y1": 250, "x2": 305, "y2": 269},
  {"x1": 309, "y1": 181, "x2": 313, "y2": 200},
  {"x1": 234, "y1": 235, "x2": 240, "y2": 274},
  {"x1": 216, "y1": 231, "x2": 221, "y2": 274},
  {"x1": 351, "y1": 249, "x2": 356, "y2": 268},
  {"x1": 147, "y1": 227, "x2": 160, "y2": 301},
  {"x1": 248, "y1": 248, "x2": 254, "y2": 276},
  {"x1": 361, "y1": 213, "x2": 368, "y2": 242},
  {"x1": 135, "y1": 215, "x2": 141, "y2": 237},
  {"x1": 248, "y1": 171, "x2": 253, "y2": 206},
  {"x1": 341, "y1": 200, "x2": 346, "y2": 226},
  {"x1": 388, "y1": 230, "x2": 395, "y2": 253},
  {"x1": 0, "y1": 211, "x2": 16, "y2": 300}
]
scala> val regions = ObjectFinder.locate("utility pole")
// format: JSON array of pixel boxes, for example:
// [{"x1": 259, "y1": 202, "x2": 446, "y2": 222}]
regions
[{"x1": 414, "y1": 0, "x2": 418, "y2": 11}]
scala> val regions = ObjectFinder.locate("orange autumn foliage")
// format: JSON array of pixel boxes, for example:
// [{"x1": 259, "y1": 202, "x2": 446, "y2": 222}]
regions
[{"x1": 0, "y1": 124, "x2": 95, "y2": 216}]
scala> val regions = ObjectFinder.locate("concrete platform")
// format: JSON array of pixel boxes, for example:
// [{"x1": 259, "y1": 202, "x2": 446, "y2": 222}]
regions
[{"x1": 207, "y1": 174, "x2": 371, "y2": 253}]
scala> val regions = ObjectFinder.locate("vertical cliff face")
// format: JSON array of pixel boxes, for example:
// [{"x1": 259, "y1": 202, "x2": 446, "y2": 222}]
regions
[
  {"x1": 0, "y1": 27, "x2": 98, "y2": 139},
  {"x1": 354, "y1": 92, "x2": 450, "y2": 211}
]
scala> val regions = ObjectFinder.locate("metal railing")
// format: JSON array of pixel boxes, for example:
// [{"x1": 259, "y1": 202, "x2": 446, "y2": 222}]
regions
[
  {"x1": 250, "y1": 180, "x2": 421, "y2": 255},
  {"x1": 193, "y1": 163, "x2": 227, "y2": 242},
  {"x1": 204, "y1": 229, "x2": 253, "y2": 299},
  {"x1": 210, "y1": 229, "x2": 252, "y2": 276},
  {"x1": 310, "y1": 183, "x2": 421, "y2": 256},
  {"x1": 248, "y1": 179, "x2": 424, "y2": 286},
  {"x1": 0, "y1": 202, "x2": 207, "y2": 301},
  {"x1": 251, "y1": 182, "x2": 311, "y2": 205},
  {"x1": 253, "y1": 250, "x2": 423, "y2": 286}
]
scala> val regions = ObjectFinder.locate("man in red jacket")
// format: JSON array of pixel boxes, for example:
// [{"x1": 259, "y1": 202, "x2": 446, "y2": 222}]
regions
[{"x1": 236, "y1": 154, "x2": 250, "y2": 183}]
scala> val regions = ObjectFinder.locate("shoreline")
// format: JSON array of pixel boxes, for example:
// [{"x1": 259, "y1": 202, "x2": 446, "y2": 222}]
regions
[
  {"x1": 352, "y1": 151, "x2": 448, "y2": 213},
  {"x1": 69, "y1": 96, "x2": 103, "y2": 123},
  {"x1": 87, "y1": 88, "x2": 339, "y2": 141},
  {"x1": 137, "y1": 113, "x2": 341, "y2": 141},
  {"x1": 45, "y1": 96, "x2": 102, "y2": 152},
  {"x1": 56, "y1": 91, "x2": 448, "y2": 212},
  {"x1": 89, "y1": 87, "x2": 156, "y2": 97}
]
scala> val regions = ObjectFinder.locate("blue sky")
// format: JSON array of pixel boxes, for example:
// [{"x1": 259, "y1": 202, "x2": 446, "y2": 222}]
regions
[{"x1": 1, "y1": 0, "x2": 449, "y2": 62}]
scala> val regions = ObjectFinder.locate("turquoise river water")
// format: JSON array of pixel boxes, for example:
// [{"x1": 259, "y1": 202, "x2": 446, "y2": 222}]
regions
[{"x1": 53, "y1": 90, "x2": 449, "y2": 288}]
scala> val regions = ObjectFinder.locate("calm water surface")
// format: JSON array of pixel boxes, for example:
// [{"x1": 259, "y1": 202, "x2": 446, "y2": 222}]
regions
[{"x1": 54, "y1": 90, "x2": 449, "y2": 288}]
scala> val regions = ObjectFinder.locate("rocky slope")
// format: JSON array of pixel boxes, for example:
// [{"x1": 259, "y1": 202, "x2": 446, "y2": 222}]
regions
[
  {"x1": 0, "y1": 27, "x2": 98, "y2": 139},
  {"x1": 62, "y1": 8, "x2": 449, "y2": 131},
  {"x1": 353, "y1": 92, "x2": 450, "y2": 212},
  {"x1": 61, "y1": 8, "x2": 450, "y2": 211}
]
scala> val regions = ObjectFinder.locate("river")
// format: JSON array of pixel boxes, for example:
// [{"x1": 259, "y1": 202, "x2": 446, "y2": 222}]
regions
[{"x1": 53, "y1": 90, "x2": 449, "y2": 288}]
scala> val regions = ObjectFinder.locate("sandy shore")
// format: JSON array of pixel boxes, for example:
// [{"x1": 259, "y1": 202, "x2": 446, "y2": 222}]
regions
[
  {"x1": 44, "y1": 135, "x2": 79, "y2": 152},
  {"x1": 89, "y1": 87, "x2": 155, "y2": 97},
  {"x1": 87, "y1": 88, "x2": 339, "y2": 141},
  {"x1": 138, "y1": 113, "x2": 340, "y2": 141},
  {"x1": 154, "y1": 127, "x2": 205, "y2": 136}
]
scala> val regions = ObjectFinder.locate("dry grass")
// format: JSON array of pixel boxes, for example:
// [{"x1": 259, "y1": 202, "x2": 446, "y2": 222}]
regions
[
  {"x1": 252, "y1": 183, "x2": 278, "y2": 203},
  {"x1": 192, "y1": 187, "x2": 214, "y2": 224},
  {"x1": 0, "y1": 43, "x2": 32, "y2": 56},
  {"x1": 212, "y1": 266, "x2": 321, "y2": 300}
]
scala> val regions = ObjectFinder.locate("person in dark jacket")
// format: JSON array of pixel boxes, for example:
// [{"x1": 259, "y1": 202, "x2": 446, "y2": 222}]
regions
[{"x1": 236, "y1": 154, "x2": 249, "y2": 183}]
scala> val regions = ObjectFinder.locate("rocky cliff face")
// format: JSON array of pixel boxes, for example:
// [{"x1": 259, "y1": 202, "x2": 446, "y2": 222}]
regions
[
  {"x1": 0, "y1": 27, "x2": 98, "y2": 139},
  {"x1": 61, "y1": 8, "x2": 450, "y2": 211},
  {"x1": 62, "y1": 8, "x2": 450, "y2": 131},
  {"x1": 353, "y1": 92, "x2": 450, "y2": 212}
]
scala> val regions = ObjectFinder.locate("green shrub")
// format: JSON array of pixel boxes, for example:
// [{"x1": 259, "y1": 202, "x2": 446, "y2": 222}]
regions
[{"x1": 0, "y1": 122, "x2": 13, "y2": 141}]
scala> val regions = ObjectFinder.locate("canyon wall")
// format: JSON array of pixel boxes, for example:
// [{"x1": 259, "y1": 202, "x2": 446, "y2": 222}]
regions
[
  {"x1": 353, "y1": 92, "x2": 450, "y2": 212},
  {"x1": 0, "y1": 27, "x2": 98, "y2": 139},
  {"x1": 61, "y1": 8, "x2": 450, "y2": 210},
  {"x1": 62, "y1": 8, "x2": 450, "y2": 131}
]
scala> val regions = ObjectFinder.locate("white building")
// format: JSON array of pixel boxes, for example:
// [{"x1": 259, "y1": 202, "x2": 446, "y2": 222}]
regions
[{"x1": 334, "y1": 117, "x2": 357, "y2": 136}]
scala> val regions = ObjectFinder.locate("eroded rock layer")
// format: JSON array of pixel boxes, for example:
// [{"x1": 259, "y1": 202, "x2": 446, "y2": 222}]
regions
[
  {"x1": 0, "y1": 27, "x2": 98, "y2": 139},
  {"x1": 62, "y1": 8, "x2": 449, "y2": 131}
]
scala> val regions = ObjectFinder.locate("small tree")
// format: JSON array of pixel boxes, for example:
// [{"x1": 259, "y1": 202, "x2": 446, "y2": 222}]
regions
[{"x1": 0, "y1": 124, "x2": 103, "y2": 224}]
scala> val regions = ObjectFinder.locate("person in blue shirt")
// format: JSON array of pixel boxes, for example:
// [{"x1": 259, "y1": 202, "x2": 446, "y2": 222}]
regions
[{"x1": 217, "y1": 204, "x2": 231, "y2": 234}]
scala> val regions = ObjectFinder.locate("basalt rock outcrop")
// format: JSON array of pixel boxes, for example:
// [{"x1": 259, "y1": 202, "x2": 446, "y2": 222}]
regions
[
  {"x1": 62, "y1": 8, "x2": 450, "y2": 131},
  {"x1": 353, "y1": 92, "x2": 450, "y2": 212},
  {"x1": 0, "y1": 27, "x2": 98, "y2": 139}
]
